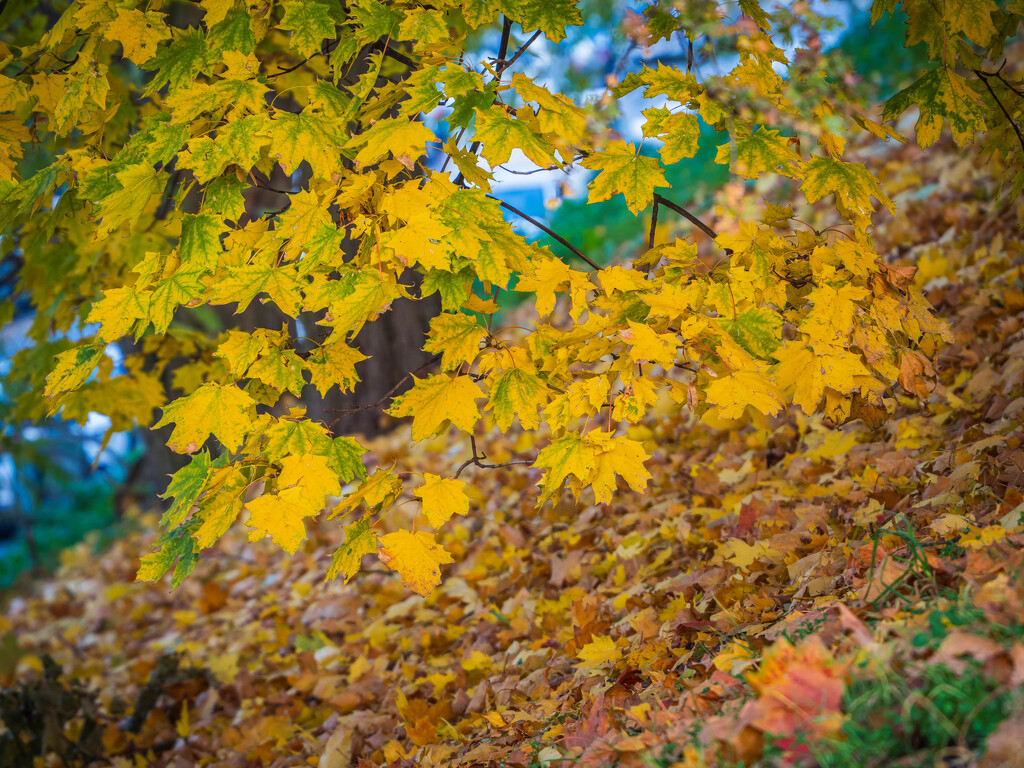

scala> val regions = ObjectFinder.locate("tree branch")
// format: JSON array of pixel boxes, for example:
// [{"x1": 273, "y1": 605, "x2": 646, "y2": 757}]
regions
[
  {"x1": 652, "y1": 193, "x2": 719, "y2": 242},
  {"x1": 975, "y1": 69, "x2": 1024, "y2": 156},
  {"x1": 374, "y1": 40, "x2": 416, "y2": 69},
  {"x1": 488, "y1": 194, "x2": 600, "y2": 270},
  {"x1": 326, "y1": 353, "x2": 442, "y2": 426},
  {"x1": 455, "y1": 435, "x2": 534, "y2": 479},
  {"x1": 498, "y1": 30, "x2": 542, "y2": 75}
]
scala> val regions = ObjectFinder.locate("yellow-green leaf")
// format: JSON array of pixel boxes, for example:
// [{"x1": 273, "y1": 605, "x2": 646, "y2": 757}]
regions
[
  {"x1": 154, "y1": 383, "x2": 256, "y2": 454},
  {"x1": 581, "y1": 141, "x2": 668, "y2": 215}
]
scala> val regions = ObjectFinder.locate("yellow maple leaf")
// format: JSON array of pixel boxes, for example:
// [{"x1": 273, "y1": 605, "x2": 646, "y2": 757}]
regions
[
  {"x1": 704, "y1": 368, "x2": 783, "y2": 420},
  {"x1": 154, "y1": 383, "x2": 256, "y2": 454},
  {"x1": 377, "y1": 530, "x2": 454, "y2": 596},
  {"x1": 388, "y1": 374, "x2": 484, "y2": 441},
  {"x1": 533, "y1": 433, "x2": 596, "y2": 503},
  {"x1": 105, "y1": 8, "x2": 168, "y2": 64},
  {"x1": 486, "y1": 368, "x2": 548, "y2": 431},
  {"x1": 621, "y1": 320, "x2": 678, "y2": 366},
  {"x1": 277, "y1": 453, "x2": 339, "y2": 508},
  {"x1": 350, "y1": 117, "x2": 437, "y2": 169},
  {"x1": 415, "y1": 473, "x2": 470, "y2": 528},
  {"x1": 581, "y1": 140, "x2": 668, "y2": 214},
  {"x1": 584, "y1": 431, "x2": 652, "y2": 504},
  {"x1": 246, "y1": 487, "x2": 317, "y2": 554},
  {"x1": 514, "y1": 255, "x2": 573, "y2": 316},
  {"x1": 576, "y1": 635, "x2": 620, "y2": 670}
]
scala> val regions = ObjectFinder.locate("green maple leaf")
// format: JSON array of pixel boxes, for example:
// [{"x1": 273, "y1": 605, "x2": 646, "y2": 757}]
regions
[
  {"x1": 208, "y1": 7, "x2": 256, "y2": 54},
  {"x1": 137, "y1": 521, "x2": 199, "y2": 588},
  {"x1": 203, "y1": 177, "x2": 247, "y2": 221},
  {"x1": 215, "y1": 114, "x2": 270, "y2": 171},
  {"x1": 800, "y1": 155, "x2": 894, "y2": 215},
  {"x1": 715, "y1": 126, "x2": 802, "y2": 179},
  {"x1": 279, "y1": 0, "x2": 337, "y2": 58},
  {"x1": 143, "y1": 120, "x2": 189, "y2": 166},
  {"x1": 326, "y1": 517, "x2": 377, "y2": 583},
  {"x1": 421, "y1": 268, "x2": 473, "y2": 312},
  {"x1": 192, "y1": 467, "x2": 248, "y2": 550},
  {"x1": 423, "y1": 312, "x2": 486, "y2": 372},
  {"x1": 504, "y1": 0, "x2": 583, "y2": 43},
  {"x1": 487, "y1": 368, "x2": 547, "y2": 431},
  {"x1": 160, "y1": 450, "x2": 212, "y2": 529},
  {"x1": 722, "y1": 308, "x2": 783, "y2": 358},
  {"x1": 143, "y1": 27, "x2": 211, "y2": 94},
  {"x1": 179, "y1": 213, "x2": 224, "y2": 270},
  {"x1": 248, "y1": 349, "x2": 307, "y2": 396},
  {"x1": 150, "y1": 264, "x2": 206, "y2": 333},
  {"x1": 154, "y1": 383, "x2": 257, "y2": 454},
  {"x1": 533, "y1": 432, "x2": 595, "y2": 503},
  {"x1": 882, "y1": 68, "x2": 987, "y2": 148},
  {"x1": 473, "y1": 104, "x2": 557, "y2": 168},
  {"x1": 322, "y1": 437, "x2": 367, "y2": 483},
  {"x1": 264, "y1": 418, "x2": 333, "y2": 459},
  {"x1": 581, "y1": 141, "x2": 668, "y2": 215},
  {"x1": 351, "y1": 0, "x2": 400, "y2": 41}
]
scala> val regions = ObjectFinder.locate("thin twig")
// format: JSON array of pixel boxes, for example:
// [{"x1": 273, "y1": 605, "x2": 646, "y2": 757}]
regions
[
  {"x1": 975, "y1": 69, "x2": 1024, "y2": 155},
  {"x1": 500, "y1": 30, "x2": 542, "y2": 73},
  {"x1": 374, "y1": 40, "x2": 416, "y2": 69},
  {"x1": 652, "y1": 193, "x2": 719, "y2": 241},
  {"x1": 454, "y1": 435, "x2": 534, "y2": 478},
  {"x1": 648, "y1": 194, "x2": 660, "y2": 250},
  {"x1": 327, "y1": 354, "x2": 442, "y2": 425},
  {"x1": 488, "y1": 194, "x2": 600, "y2": 270}
]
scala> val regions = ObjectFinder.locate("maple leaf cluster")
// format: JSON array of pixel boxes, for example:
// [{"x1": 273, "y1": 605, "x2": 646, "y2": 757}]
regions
[
  {"x1": 1, "y1": 0, "x2": 1022, "y2": 595},
  {"x1": 2, "y1": 123, "x2": 1024, "y2": 768}
]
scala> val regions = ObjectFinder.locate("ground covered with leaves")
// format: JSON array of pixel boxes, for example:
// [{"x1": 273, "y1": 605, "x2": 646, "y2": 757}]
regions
[{"x1": 3, "y1": 136, "x2": 1024, "y2": 768}]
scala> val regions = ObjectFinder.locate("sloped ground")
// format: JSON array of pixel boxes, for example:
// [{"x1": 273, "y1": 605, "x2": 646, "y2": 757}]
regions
[{"x1": 2, "y1": 137, "x2": 1024, "y2": 768}]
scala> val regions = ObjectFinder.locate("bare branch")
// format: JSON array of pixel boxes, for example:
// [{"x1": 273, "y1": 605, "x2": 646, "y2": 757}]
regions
[
  {"x1": 327, "y1": 354, "x2": 442, "y2": 426},
  {"x1": 455, "y1": 436, "x2": 534, "y2": 479},
  {"x1": 488, "y1": 194, "x2": 600, "y2": 270},
  {"x1": 652, "y1": 193, "x2": 719, "y2": 242},
  {"x1": 975, "y1": 69, "x2": 1024, "y2": 156}
]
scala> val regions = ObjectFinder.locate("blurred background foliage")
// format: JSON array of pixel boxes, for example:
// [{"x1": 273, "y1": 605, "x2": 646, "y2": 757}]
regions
[{"x1": 0, "y1": 0, "x2": 929, "y2": 590}]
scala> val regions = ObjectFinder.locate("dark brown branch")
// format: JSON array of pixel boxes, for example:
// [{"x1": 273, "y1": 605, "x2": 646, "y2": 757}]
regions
[
  {"x1": 499, "y1": 30, "x2": 542, "y2": 74},
  {"x1": 648, "y1": 195, "x2": 660, "y2": 250},
  {"x1": 374, "y1": 41, "x2": 416, "y2": 69},
  {"x1": 327, "y1": 353, "x2": 442, "y2": 426},
  {"x1": 455, "y1": 435, "x2": 534, "y2": 479},
  {"x1": 652, "y1": 193, "x2": 719, "y2": 241},
  {"x1": 975, "y1": 68, "x2": 1024, "y2": 156},
  {"x1": 488, "y1": 194, "x2": 600, "y2": 270}
]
